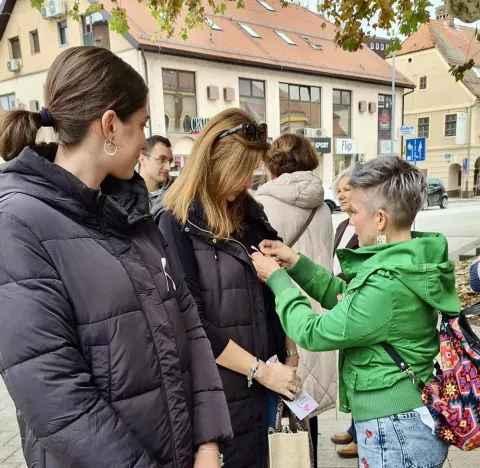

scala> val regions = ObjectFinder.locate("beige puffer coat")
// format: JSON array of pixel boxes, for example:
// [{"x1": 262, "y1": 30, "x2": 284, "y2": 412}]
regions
[{"x1": 256, "y1": 171, "x2": 337, "y2": 415}]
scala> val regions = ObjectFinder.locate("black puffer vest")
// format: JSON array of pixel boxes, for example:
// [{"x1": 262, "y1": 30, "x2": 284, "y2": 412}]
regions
[{"x1": 155, "y1": 196, "x2": 286, "y2": 468}]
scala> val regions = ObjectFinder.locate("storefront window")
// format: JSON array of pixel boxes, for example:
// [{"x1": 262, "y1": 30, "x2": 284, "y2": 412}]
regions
[
  {"x1": 378, "y1": 94, "x2": 393, "y2": 154},
  {"x1": 279, "y1": 83, "x2": 321, "y2": 134},
  {"x1": 333, "y1": 89, "x2": 351, "y2": 137},
  {"x1": 162, "y1": 69, "x2": 197, "y2": 134},
  {"x1": 334, "y1": 155, "x2": 354, "y2": 177},
  {"x1": 239, "y1": 78, "x2": 266, "y2": 123},
  {"x1": 0, "y1": 93, "x2": 16, "y2": 111}
]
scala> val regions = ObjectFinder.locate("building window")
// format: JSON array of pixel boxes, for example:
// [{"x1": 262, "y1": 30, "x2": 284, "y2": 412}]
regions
[
  {"x1": 370, "y1": 42, "x2": 375, "y2": 49},
  {"x1": 380, "y1": 43, "x2": 385, "y2": 51},
  {"x1": 445, "y1": 114, "x2": 457, "y2": 137},
  {"x1": 258, "y1": 0, "x2": 275, "y2": 11},
  {"x1": 0, "y1": 93, "x2": 16, "y2": 111},
  {"x1": 301, "y1": 36, "x2": 321, "y2": 50},
  {"x1": 9, "y1": 37, "x2": 21, "y2": 59},
  {"x1": 333, "y1": 89, "x2": 351, "y2": 137},
  {"x1": 239, "y1": 78, "x2": 266, "y2": 123},
  {"x1": 419, "y1": 76, "x2": 427, "y2": 90},
  {"x1": 279, "y1": 83, "x2": 321, "y2": 135},
  {"x1": 82, "y1": 13, "x2": 110, "y2": 49},
  {"x1": 418, "y1": 117, "x2": 429, "y2": 138},
  {"x1": 375, "y1": 43, "x2": 380, "y2": 50},
  {"x1": 162, "y1": 69, "x2": 197, "y2": 134},
  {"x1": 239, "y1": 23, "x2": 261, "y2": 38},
  {"x1": 29, "y1": 30, "x2": 40, "y2": 54},
  {"x1": 58, "y1": 20, "x2": 69, "y2": 46},
  {"x1": 275, "y1": 31, "x2": 295, "y2": 45},
  {"x1": 205, "y1": 17, "x2": 222, "y2": 31}
]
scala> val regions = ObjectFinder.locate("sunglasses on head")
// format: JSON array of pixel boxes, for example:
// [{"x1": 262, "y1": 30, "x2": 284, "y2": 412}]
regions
[{"x1": 218, "y1": 123, "x2": 268, "y2": 142}]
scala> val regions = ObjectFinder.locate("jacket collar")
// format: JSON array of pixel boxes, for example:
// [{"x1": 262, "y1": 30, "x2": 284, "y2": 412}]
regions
[
  {"x1": 185, "y1": 194, "x2": 277, "y2": 242},
  {"x1": 0, "y1": 144, "x2": 151, "y2": 233}
]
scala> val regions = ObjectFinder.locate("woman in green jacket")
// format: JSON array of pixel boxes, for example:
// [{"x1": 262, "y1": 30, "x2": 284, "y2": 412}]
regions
[{"x1": 251, "y1": 156, "x2": 461, "y2": 468}]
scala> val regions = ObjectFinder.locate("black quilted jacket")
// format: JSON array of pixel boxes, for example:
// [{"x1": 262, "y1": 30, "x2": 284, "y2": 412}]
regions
[
  {"x1": 154, "y1": 197, "x2": 286, "y2": 468},
  {"x1": 0, "y1": 144, "x2": 232, "y2": 468}
]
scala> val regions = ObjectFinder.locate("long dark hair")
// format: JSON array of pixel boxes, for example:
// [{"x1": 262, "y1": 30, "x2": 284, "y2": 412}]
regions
[{"x1": 0, "y1": 46, "x2": 148, "y2": 161}]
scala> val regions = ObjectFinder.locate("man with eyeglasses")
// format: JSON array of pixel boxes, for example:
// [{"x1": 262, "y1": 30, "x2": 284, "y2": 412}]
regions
[{"x1": 138, "y1": 135, "x2": 174, "y2": 206}]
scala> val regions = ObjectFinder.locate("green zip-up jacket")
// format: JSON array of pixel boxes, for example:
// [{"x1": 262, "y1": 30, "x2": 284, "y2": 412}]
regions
[{"x1": 266, "y1": 232, "x2": 461, "y2": 422}]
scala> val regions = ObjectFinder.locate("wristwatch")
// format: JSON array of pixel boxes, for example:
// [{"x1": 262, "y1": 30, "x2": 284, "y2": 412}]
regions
[{"x1": 286, "y1": 350, "x2": 298, "y2": 357}]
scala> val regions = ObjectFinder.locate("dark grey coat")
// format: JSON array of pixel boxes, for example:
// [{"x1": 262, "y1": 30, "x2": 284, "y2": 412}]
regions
[{"x1": 0, "y1": 144, "x2": 232, "y2": 468}]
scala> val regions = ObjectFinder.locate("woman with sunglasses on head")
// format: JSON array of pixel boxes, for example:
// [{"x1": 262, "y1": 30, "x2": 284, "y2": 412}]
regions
[{"x1": 154, "y1": 108, "x2": 302, "y2": 468}]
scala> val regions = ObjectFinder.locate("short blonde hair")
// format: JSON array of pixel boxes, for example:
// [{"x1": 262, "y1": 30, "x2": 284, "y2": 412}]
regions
[
  {"x1": 163, "y1": 108, "x2": 269, "y2": 239},
  {"x1": 333, "y1": 166, "x2": 354, "y2": 192}
]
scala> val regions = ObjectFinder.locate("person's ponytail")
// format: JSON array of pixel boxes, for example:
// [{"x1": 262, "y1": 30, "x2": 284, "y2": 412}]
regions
[{"x1": 0, "y1": 110, "x2": 42, "y2": 161}]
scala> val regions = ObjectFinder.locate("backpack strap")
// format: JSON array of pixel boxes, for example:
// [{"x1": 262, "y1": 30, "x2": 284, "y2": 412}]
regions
[
  {"x1": 287, "y1": 207, "x2": 318, "y2": 248},
  {"x1": 381, "y1": 342, "x2": 426, "y2": 390}
]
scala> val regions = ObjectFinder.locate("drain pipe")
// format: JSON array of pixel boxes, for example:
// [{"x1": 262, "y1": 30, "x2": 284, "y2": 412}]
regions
[
  {"x1": 465, "y1": 98, "x2": 480, "y2": 198},
  {"x1": 400, "y1": 88, "x2": 414, "y2": 160},
  {"x1": 141, "y1": 49, "x2": 153, "y2": 138}
]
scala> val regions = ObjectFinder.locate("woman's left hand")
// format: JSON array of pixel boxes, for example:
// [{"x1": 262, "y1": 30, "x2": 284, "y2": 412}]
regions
[
  {"x1": 194, "y1": 444, "x2": 222, "y2": 468},
  {"x1": 251, "y1": 252, "x2": 282, "y2": 282}
]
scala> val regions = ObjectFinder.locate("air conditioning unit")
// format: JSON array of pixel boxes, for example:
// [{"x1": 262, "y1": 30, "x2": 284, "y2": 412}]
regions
[
  {"x1": 303, "y1": 128, "x2": 327, "y2": 138},
  {"x1": 7, "y1": 59, "x2": 20, "y2": 72},
  {"x1": 41, "y1": 0, "x2": 67, "y2": 19}
]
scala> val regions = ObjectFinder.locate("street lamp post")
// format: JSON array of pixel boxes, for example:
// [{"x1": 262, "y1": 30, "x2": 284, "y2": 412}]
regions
[{"x1": 391, "y1": 52, "x2": 396, "y2": 156}]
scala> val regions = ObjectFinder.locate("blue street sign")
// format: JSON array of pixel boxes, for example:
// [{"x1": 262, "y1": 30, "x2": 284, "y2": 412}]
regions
[
  {"x1": 463, "y1": 158, "x2": 468, "y2": 171},
  {"x1": 406, "y1": 137, "x2": 426, "y2": 162},
  {"x1": 445, "y1": 154, "x2": 452, "y2": 160}
]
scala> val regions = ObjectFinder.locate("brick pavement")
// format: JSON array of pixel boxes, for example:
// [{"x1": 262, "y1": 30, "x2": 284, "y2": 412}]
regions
[{"x1": 1, "y1": 379, "x2": 480, "y2": 467}]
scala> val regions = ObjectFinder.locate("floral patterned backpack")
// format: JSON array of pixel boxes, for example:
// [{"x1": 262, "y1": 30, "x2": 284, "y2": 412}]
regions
[{"x1": 382, "y1": 302, "x2": 480, "y2": 451}]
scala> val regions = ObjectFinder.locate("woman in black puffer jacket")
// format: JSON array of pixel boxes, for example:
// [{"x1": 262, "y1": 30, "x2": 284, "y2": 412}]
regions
[
  {"x1": 154, "y1": 108, "x2": 302, "y2": 468},
  {"x1": 0, "y1": 46, "x2": 232, "y2": 468}
]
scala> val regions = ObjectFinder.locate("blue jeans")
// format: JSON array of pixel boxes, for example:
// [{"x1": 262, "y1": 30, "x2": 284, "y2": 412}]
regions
[
  {"x1": 347, "y1": 418, "x2": 357, "y2": 444},
  {"x1": 355, "y1": 411, "x2": 449, "y2": 468}
]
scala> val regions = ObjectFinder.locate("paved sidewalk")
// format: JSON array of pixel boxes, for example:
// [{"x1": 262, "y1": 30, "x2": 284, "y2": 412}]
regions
[{"x1": 1, "y1": 379, "x2": 480, "y2": 467}]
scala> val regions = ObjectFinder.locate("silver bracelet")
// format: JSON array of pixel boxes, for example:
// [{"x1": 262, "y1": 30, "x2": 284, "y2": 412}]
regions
[
  {"x1": 286, "y1": 350, "x2": 298, "y2": 357},
  {"x1": 247, "y1": 357, "x2": 260, "y2": 388},
  {"x1": 194, "y1": 447, "x2": 224, "y2": 466}
]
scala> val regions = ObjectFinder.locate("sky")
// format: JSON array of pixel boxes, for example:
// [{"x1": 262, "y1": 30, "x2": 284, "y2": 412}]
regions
[{"x1": 293, "y1": 0, "x2": 478, "y2": 38}]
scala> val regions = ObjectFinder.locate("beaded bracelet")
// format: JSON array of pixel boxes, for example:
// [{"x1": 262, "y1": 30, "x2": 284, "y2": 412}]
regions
[
  {"x1": 194, "y1": 447, "x2": 224, "y2": 467},
  {"x1": 247, "y1": 357, "x2": 259, "y2": 388}
]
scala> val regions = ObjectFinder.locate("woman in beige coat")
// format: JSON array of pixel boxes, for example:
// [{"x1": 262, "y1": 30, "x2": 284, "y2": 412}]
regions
[{"x1": 255, "y1": 133, "x2": 335, "y2": 468}]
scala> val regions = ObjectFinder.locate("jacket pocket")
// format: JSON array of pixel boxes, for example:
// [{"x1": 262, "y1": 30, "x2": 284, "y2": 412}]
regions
[
  {"x1": 343, "y1": 348, "x2": 374, "y2": 391},
  {"x1": 84, "y1": 345, "x2": 111, "y2": 402}
]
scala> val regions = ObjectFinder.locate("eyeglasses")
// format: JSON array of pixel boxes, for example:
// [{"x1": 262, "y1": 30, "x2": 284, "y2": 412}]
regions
[
  {"x1": 142, "y1": 153, "x2": 173, "y2": 166},
  {"x1": 218, "y1": 123, "x2": 268, "y2": 142}
]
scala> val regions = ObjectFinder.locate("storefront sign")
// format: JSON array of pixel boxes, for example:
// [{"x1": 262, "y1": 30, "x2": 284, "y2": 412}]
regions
[
  {"x1": 190, "y1": 117, "x2": 210, "y2": 134},
  {"x1": 399, "y1": 125, "x2": 416, "y2": 136},
  {"x1": 313, "y1": 138, "x2": 331, "y2": 153},
  {"x1": 335, "y1": 138, "x2": 357, "y2": 155}
]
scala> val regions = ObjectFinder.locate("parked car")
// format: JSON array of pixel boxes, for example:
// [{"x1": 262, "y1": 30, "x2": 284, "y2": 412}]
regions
[
  {"x1": 424, "y1": 178, "x2": 448, "y2": 210},
  {"x1": 323, "y1": 185, "x2": 341, "y2": 213}
]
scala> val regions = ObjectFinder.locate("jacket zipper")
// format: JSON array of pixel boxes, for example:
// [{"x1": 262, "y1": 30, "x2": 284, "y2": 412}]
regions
[
  {"x1": 98, "y1": 194, "x2": 107, "y2": 235},
  {"x1": 186, "y1": 219, "x2": 251, "y2": 258}
]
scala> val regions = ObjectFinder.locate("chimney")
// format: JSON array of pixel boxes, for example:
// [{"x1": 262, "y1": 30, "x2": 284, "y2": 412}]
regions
[{"x1": 435, "y1": 4, "x2": 454, "y2": 27}]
